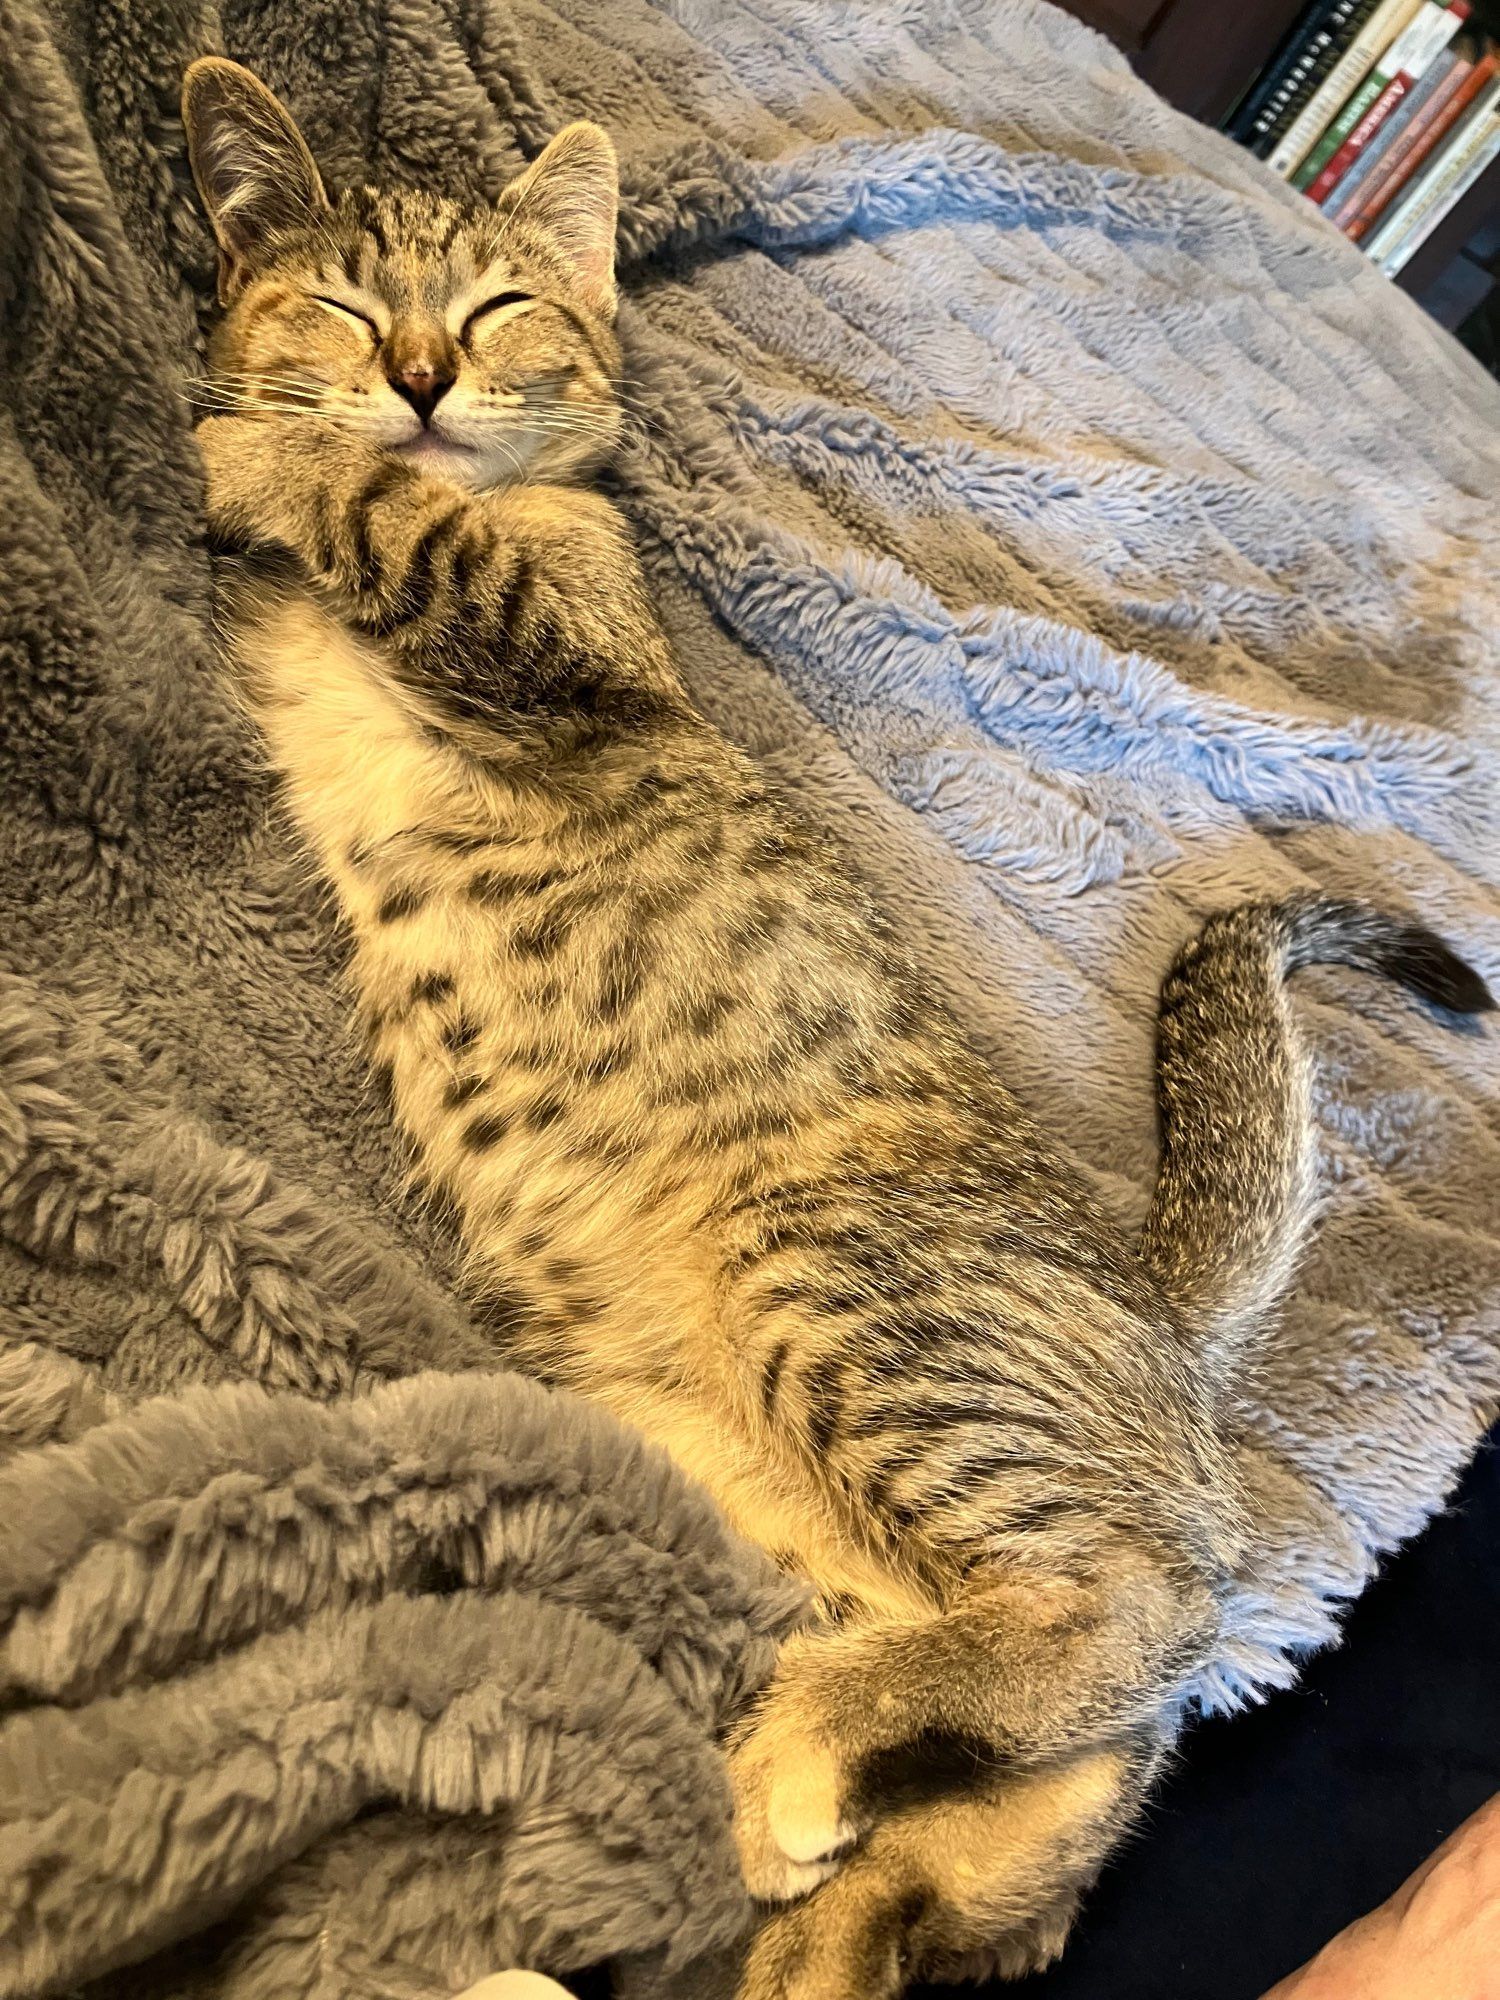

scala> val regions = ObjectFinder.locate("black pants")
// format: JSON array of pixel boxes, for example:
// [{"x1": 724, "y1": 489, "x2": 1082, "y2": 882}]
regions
[{"x1": 947, "y1": 1425, "x2": 1500, "y2": 2000}]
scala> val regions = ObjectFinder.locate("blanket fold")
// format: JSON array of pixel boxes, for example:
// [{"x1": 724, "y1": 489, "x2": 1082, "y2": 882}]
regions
[
  {"x1": 1, "y1": 0, "x2": 1497, "y2": 1992},
  {"x1": 0, "y1": 1373, "x2": 803, "y2": 1997}
]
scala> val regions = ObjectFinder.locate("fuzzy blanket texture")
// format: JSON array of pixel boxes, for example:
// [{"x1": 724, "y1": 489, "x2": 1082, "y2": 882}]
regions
[{"x1": 1, "y1": 0, "x2": 1498, "y2": 1994}]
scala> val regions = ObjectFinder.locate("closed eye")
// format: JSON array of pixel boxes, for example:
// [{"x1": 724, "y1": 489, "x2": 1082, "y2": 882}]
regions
[
  {"x1": 310, "y1": 295, "x2": 380, "y2": 338},
  {"x1": 461, "y1": 291, "x2": 534, "y2": 339}
]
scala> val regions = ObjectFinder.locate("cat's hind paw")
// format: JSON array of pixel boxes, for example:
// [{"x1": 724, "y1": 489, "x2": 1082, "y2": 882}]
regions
[{"x1": 730, "y1": 1715, "x2": 860, "y2": 1902}]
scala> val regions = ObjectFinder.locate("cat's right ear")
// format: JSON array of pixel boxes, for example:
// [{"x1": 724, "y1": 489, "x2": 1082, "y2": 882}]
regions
[{"x1": 182, "y1": 58, "x2": 328, "y2": 303}]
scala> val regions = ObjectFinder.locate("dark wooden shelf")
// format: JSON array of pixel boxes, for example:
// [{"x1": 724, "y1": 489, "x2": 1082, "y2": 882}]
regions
[
  {"x1": 1135, "y1": 0, "x2": 1307, "y2": 125},
  {"x1": 1397, "y1": 151, "x2": 1500, "y2": 305}
]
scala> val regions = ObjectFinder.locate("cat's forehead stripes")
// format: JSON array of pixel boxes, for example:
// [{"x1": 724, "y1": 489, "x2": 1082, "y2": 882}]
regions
[
  {"x1": 305, "y1": 211, "x2": 582, "y2": 357},
  {"x1": 321, "y1": 188, "x2": 497, "y2": 312}
]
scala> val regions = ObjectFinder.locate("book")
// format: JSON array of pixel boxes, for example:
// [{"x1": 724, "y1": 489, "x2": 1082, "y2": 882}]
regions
[
  {"x1": 1287, "y1": 0, "x2": 1429, "y2": 184},
  {"x1": 1252, "y1": 21, "x2": 1374, "y2": 159},
  {"x1": 1369, "y1": 75, "x2": 1500, "y2": 267},
  {"x1": 1244, "y1": 1, "x2": 1381, "y2": 156},
  {"x1": 1322, "y1": 44, "x2": 1462, "y2": 221},
  {"x1": 1381, "y1": 123, "x2": 1500, "y2": 270},
  {"x1": 1364, "y1": 97, "x2": 1481, "y2": 255},
  {"x1": 1375, "y1": 78, "x2": 1500, "y2": 268},
  {"x1": 1346, "y1": 42, "x2": 1496, "y2": 238},
  {"x1": 1226, "y1": 1, "x2": 1360, "y2": 142},
  {"x1": 1269, "y1": 0, "x2": 1426, "y2": 177},
  {"x1": 1302, "y1": 0, "x2": 1471, "y2": 205}
]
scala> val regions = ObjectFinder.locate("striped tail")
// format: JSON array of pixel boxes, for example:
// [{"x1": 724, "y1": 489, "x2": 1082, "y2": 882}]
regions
[{"x1": 1140, "y1": 895, "x2": 1493, "y2": 1368}]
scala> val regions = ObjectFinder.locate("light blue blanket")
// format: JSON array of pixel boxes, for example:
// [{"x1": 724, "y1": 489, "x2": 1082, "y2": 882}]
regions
[{"x1": 597, "y1": 0, "x2": 1500, "y2": 1700}]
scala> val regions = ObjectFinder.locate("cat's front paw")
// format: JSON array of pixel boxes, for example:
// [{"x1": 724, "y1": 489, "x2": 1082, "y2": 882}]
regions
[
  {"x1": 730, "y1": 1710, "x2": 861, "y2": 1902},
  {"x1": 195, "y1": 413, "x2": 381, "y2": 557},
  {"x1": 928, "y1": 1888, "x2": 1080, "y2": 1983}
]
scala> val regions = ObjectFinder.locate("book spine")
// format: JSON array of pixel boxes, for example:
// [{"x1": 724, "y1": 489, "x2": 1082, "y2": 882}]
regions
[
  {"x1": 1226, "y1": 0, "x2": 1336, "y2": 140},
  {"x1": 1294, "y1": 71, "x2": 1387, "y2": 188},
  {"x1": 1323, "y1": 45, "x2": 1459, "y2": 220},
  {"x1": 1247, "y1": 3, "x2": 1369, "y2": 154},
  {"x1": 1304, "y1": 0, "x2": 1471, "y2": 203},
  {"x1": 1276, "y1": 3, "x2": 1399, "y2": 151},
  {"x1": 1347, "y1": 48, "x2": 1491, "y2": 237},
  {"x1": 1374, "y1": 82, "x2": 1500, "y2": 266},
  {"x1": 1382, "y1": 119, "x2": 1500, "y2": 270},
  {"x1": 1362, "y1": 74, "x2": 1497, "y2": 254},
  {"x1": 1275, "y1": 0, "x2": 1427, "y2": 180}
]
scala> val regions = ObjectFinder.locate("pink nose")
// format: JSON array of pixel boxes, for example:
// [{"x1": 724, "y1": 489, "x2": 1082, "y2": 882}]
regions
[{"x1": 389, "y1": 360, "x2": 454, "y2": 426}]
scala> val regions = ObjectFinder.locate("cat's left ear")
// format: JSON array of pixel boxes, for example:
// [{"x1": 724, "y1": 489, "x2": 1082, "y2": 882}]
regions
[
  {"x1": 182, "y1": 57, "x2": 329, "y2": 303},
  {"x1": 497, "y1": 122, "x2": 618, "y2": 321}
]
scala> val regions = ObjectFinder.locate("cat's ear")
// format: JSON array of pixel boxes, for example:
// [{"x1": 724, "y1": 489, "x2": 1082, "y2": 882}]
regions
[
  {"x1": 182, "y1": 58, "x2": 328, "y2": 303},
  {"x1": 497, "y1": 122, "x2": 618, "y2": 321}
]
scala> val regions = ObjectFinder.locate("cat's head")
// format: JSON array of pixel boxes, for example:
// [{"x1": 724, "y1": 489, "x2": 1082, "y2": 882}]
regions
[{"x1": 182, "y1": 58, "x2": 622, "y2": 491}]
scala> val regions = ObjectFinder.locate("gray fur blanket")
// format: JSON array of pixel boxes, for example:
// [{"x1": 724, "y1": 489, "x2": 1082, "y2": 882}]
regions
[{"x1": 1, "y1": 0, "x2": 1498, "y2": 1994}]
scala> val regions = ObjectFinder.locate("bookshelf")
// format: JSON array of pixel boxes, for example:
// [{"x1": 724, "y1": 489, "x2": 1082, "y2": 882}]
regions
[{"x1": 1055, "y1": 0, "x2": 1500, "y2": 336}]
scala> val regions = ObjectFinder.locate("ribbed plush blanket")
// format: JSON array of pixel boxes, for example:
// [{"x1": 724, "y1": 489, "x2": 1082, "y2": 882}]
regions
[{"x1": 1, "y1": 0, "x2": 1497, "y2": 1993}]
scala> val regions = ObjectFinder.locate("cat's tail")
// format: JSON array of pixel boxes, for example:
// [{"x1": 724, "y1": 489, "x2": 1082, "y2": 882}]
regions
[{"x1": 1139, "y1": 895, "x2": 1492, "y2": 1368}]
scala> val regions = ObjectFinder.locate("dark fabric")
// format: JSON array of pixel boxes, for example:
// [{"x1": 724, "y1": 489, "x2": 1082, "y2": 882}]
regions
[{"x1": 930, "y1": 1419, "x2": 1500, "y2": 2000}]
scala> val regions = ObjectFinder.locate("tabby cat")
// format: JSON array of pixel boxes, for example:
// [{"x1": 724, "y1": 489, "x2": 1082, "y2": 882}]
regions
[{"x1": 182, "y1": 58, "x2": 1493, "y2": 2000}]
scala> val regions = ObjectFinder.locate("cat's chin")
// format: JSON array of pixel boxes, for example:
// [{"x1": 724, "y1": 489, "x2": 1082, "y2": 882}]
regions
[
  {"x1": 389, "y1": 435, "x2": 490, "y2": 488},
  {"x1": 385, "y1": 434, "x2": 598, "y2": 494}
]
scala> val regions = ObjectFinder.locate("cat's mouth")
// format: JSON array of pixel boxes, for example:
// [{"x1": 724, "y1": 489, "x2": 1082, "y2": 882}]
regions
[
  {"x1": 385, "y1": 410, "x2": 609, "y2": 492},
  {"x1": 387, "y1": 430, "x2": 496, "y2": 488}
]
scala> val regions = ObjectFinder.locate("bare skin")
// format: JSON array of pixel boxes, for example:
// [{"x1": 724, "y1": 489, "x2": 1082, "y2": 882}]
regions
[
  {"x1": 1262, "y1": 1792, "x2": 1500, "y2": 2000},
  {"x1": 456, "y1": 1979, "x2": 574, "y2": 1999}
]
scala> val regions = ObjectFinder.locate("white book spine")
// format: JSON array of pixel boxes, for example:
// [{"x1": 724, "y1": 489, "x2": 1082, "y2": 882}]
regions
[
  {"x1": 1379, "y1": 0, "x2": 1469, "y2": 87},
  {"x1": 1266, "y1": 0, "x2": 1425, "y2": 176},
  {"x1": 1374, "y1": 88, "x2": 1500, "y2": 268}
]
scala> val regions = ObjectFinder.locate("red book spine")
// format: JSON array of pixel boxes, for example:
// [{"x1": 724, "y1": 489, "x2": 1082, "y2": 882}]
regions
[
  {"x1": 1309, "y1": 77, "x2": 1413, "y2": 200},
  {"x1": 1332, "y1": 53, "x2": 1471, "y2": 228},
  {"x1": 1307, "y1": 0, "x2": 1471, "y2": 202},
  {"x1": 1349, "y1": 48, "x2": 1500, "y2": 235}
]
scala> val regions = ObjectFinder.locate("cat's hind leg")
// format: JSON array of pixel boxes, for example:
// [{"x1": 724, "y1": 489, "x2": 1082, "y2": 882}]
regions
[
  {"x1": 736, "y1": 1739, "x2": 1160, "y2": 2000},
  {"x1": 730, "y1": 1546, "x2": 1213, "y2": 1901}
]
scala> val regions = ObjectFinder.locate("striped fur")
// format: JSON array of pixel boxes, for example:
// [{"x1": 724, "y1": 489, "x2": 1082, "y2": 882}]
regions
[
  {"x1": 1143, "y1": 896, "x2": 1491, "y2": 1372},
  {"x1": 185, "y1": 62, "x2": 1495, "y2": 2000}
]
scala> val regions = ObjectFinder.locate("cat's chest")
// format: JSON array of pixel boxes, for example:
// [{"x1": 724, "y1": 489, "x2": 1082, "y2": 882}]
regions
[
  {"x1": 228, "y1": 577, "x2": 570, "y2": 904},
  {"x1": 227, "y1": 579, "x2": 492, "y2": 863}
]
